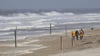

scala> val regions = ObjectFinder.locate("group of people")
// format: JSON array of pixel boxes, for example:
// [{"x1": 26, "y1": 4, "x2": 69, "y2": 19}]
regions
[{"x1": 72, "y1": 28, "x2": 84, "y2": 40}]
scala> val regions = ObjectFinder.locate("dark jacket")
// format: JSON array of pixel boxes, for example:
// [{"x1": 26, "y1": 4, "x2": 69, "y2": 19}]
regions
[{"x1": 75, "y1": 30, "x2": 79, "y2": 36}]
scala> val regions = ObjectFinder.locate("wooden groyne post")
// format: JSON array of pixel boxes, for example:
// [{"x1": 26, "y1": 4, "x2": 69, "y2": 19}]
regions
[
  {"x1": 50, "y1": 23, "x2": 52, "y2": 35},
  {"x1": 60, "y1": 36, "x2": 63, "y2": 50},
  {"x1": 71, "y1": 37, "x2": 74, "y2": 47},
  {"x1": 14, "y1": 26, "x2": 17, "y2": 48}
]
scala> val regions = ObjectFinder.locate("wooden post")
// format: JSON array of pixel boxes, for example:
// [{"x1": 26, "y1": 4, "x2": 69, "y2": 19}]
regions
[
  {"x1": 14, "y1": 26, "x2": 17, "y2": 48},
  {"x1": 72, "y1": 37, "x2": 74, "y2": 47},
  {"x1": 50, "y1": 23, "x2": 52, "y2": 35},
  {"x1": 60, "y1": 36, "x2": 63, "y2": 50}
]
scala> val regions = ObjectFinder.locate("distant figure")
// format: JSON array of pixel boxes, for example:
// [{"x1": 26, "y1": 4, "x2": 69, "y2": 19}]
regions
[
  {"x1": 91, "y1": 27, "x2": 94, "y2": 30},
  {"x1": 71, "y1": 31, "x2": 76, "y2": 40},
  {"x1": 71, "y1": 31, "x2": 76, "y2": 47},
  {"x1": 75, "y1": 30, "x2": 79, "y2": 40},
  {"x1": 79, "y1": 28, "x2": 84, "y2": 40}
]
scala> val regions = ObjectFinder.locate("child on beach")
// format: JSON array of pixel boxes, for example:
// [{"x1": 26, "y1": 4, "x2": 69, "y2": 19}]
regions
[
  {"x1": 72, "y1": 31, "x2": 76, "y2": 40},
  {"x1": 79, "y1": 28, "x2": 84, "y2": 40},
  {"x1": 71, "y1": 31, "x2": 76, "y2": 47}
]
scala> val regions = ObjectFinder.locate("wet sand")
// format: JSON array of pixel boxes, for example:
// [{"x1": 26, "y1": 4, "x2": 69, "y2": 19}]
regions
[{"x1": 0, "y1": 28, "x2": 100, "y2": 56}]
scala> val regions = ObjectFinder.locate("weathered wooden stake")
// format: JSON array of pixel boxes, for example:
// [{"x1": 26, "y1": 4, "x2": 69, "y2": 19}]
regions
[
  {"x1": 15, "y1": 26, "x2": 17, "y2": 48},
  {"x1": 72, "y1": 37, "x2": 74, "y2": 47},
  {"x1": 50, "y1": 23, "x2": 52, "y2": 35},
  {"x1": 60, "y1": 36, "x2": 63, "y2": 50}
]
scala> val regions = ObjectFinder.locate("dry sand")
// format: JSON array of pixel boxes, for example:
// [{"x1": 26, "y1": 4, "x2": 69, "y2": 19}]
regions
[{"x1": 0, "y1": 29, "x2": 100, "y2": 56}]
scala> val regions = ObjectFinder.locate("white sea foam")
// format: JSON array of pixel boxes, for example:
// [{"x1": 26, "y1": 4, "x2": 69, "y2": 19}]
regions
[
  {"x1": 0, "y1": 32, "x2": 13, "y2": 36},
  {"x1": 0, "y1": 27, "x2": 16, "y2": 31},
  {"x1": 64, "y1": 12, "x2": 75, "y2": 15},
  {"x1": 0, "y1": 26, "x2": 33, "y2": 31},
  {"x1": 42, "y1": 11, "x2": 63, "y2": 16},
  {"x1": 8, "y1": 21, "x2": 21, "y2": 25}
]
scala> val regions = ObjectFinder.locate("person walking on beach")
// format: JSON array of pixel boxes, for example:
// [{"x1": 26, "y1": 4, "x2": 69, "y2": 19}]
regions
[
  {"x1": 75, "y1": 30, "x2": 79, "y2": 40},
  {"x1": 71, "y1": 31, "x2": 76, "y2": 40},
  {"x1": 71, "y1": 31, "x2": 76, "y2": 47},
  {"x1": 79, "y1": 28, "x2": 84, "y2": 40}
]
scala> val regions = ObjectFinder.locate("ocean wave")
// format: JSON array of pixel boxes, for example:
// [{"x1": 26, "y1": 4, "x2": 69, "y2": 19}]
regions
[
  {"x1": 0, "y1": 32, "x2": 14, "y2": 36},
  {"x1": 8, "y1": 21, "x2": 21, "y2": 25},
  {"x1": 0, "y1": 27, "x2": 16, "y2": 31}
]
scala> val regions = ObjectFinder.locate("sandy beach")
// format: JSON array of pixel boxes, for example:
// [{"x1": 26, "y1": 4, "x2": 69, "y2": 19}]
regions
[{"x1": 0, "y1": 28, "x2": 100, "y2": 56}]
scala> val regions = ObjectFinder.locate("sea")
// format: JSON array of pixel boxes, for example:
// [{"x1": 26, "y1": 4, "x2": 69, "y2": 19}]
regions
[{"x1": 0, "y1": 9, "x2": 100, "y2": 41}]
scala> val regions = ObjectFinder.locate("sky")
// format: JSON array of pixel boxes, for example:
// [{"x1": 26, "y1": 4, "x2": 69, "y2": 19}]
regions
[{"x1": 0, "y1": 0, "x2": 100, "y2": 10}]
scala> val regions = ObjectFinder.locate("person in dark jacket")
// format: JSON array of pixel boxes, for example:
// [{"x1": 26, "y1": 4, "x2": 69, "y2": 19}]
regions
[{"x1": 75, "y1": 30, "x2": 79, "y2": 40}]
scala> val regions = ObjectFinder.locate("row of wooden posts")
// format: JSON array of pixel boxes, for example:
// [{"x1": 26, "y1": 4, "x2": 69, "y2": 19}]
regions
[
  {"x1": 14, "y1": 24, "x2": 73, "y2": 50},
  {"x1": 14, "y1": 23, "x2": 52, "y2": 48},
  {"x1": 60, "y1": 36, "x2": 74, "y2": 50}
]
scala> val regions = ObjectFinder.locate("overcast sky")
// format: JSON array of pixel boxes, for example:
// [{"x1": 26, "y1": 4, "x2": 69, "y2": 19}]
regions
[{"x1": 0, "y1": 0, "x2": 100, "y2": 9}]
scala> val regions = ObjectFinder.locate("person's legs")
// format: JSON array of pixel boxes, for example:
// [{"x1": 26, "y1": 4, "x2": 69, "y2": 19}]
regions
[
  {"x1": 72, "y1": 36, "x2": 74, "y2": 47},
  {"x1": 72, "y1": 36, "x2": 75, "y2": 40},
  {"x1": 76, "y1": 35, "x2": 78, "y2": 40},
  {"x1": 80, "y1": 36, "x2": 83, "y2": 40},
  {"x1": 81, "y1": 36, "x2": 83, "y2": 40}
]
